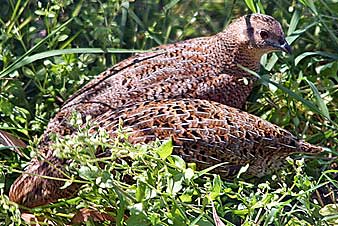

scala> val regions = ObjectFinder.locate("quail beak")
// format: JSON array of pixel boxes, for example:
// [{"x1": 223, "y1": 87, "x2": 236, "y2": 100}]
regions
[
  {"x1": 268, "y1": 39, "x2": 292, "y2": 54},
  {"x1": 279, "y1": 39, "x2": 292, "y2": 54}
]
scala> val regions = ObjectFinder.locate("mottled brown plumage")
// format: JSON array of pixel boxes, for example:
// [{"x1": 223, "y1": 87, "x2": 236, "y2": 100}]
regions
[
  {"x1": 10, "y1": 99, "x2": 323, "y2": 208},
  {"x1": 43, "y1": 13, "x2": 290, "y2": 149},
  {"x1": 10, "y1": 14, "x2": 297, "y2": 208},
  {"x1": 96, "y1": 99, "x2": 323, "y2": 176}
]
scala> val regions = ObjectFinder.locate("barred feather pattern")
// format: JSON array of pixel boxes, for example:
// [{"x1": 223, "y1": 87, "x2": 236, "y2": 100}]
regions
[
  {"x1": 10, "y1": 14, "x2": 306, "y2": 208},
  {"x1": 9, "y1": 99, "x2": 324, "y2": 208},
  {"x1": 93, "y1": 99, "x2": 324, "y2": 177},
  {"x1": 42, "y1": 14, "x2": 287, "y2": 147}
]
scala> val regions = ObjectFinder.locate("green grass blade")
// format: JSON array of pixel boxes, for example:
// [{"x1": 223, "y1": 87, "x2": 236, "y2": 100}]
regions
[
  {"x1": 256, "y1": 0, "x2": 265, "y2": 14},
  {"x1": 7, "y1": 0, "x2": 22, "y2": 34},
  {"x1": 72, "y1": 0, "x2": 83, "y2": 17},
  {"x1": 244, "y1": 0, "x2": 257, "y2": 13},
  {"x1": 163, "y1": 0, "x2": 180, "y2": 12},
  {"x1": 286, "y1": 21, "x2": 318, "y2": 45},
  {"x1": 288, "y1": 10, "x2": 300, "y2": 36},
  {"x1": 128, "y1": 8, "x2": 162, "y2": 45},
  {"x1": 195, "y1": 162, "x2": 229, "y2": 178},
  {"x1": 0, "y1": 18, "x2": 73, "y2": 79},
  {"x1": 237, "y1": 64, "x2": 337, "y2": 127},
  {"x1": 305, "y1": 78, "x2": 331, "y2": 120},
  {"x1": 295, "y1": 51, "x2": 338, "y2": 66},
  {"x1": 300, "y1": 0, "x2": 318, "y2": 15},
  {"x1": 263, "y1": 53, "x2": 278, "y2": 71},
  {"x1": 1, "y1": 48, "x2": 147, "y2": 75}
]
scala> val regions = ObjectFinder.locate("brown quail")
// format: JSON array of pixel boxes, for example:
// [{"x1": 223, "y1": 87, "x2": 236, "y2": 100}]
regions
[
  {"x1": 43, "y1": 13, "x2": 291, "y2": 147},
  {"x1": 10, "y1": 99, "x2": 323, "y2": 208},
  {"x1": 9, "y1": 14, "x2": 297, "y2": 208}
]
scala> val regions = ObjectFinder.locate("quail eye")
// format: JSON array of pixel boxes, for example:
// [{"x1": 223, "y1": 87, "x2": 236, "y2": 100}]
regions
[{"x1": 260, "y1": 30, "x2": 269, "y2": 39}]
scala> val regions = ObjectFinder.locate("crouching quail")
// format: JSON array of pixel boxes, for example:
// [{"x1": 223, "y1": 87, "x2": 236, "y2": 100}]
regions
[{"x1": 9, "y1": 99, "x2": 323, "y2": 208}]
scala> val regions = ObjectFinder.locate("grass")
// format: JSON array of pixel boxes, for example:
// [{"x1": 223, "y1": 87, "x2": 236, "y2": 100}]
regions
[{"x1": 0, "y1": 0, "x2": 337, "y2": 225}]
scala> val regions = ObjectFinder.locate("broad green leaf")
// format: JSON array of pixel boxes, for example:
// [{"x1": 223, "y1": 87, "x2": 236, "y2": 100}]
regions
[
  {"x1": 195, "y1": 219, "x2": 215, "y2": 226},
  {"x1": 256, "y1": 0, "x2": 265, "y2": 14},
  {"x1": 126, "y1": 211, "x2": 149, "y2": 226},
  {"x1": 156, "y1": 138, "x2": 173, "y2": 160},
  {"x1": 184, "y1": 168, "x2": 194, "y2": 180},
  {"x1": 57, "y1": 34, "x2": 68, "y2": 42},
  {"x1": 79, "y1": 165, "x2": 99, "y2": 180},
  {"x1": 315, "y1": 61, "x2": 338, "y2": 77},
  {"x1": 179, "y1": 194, "x2": 192, "y2": 202},
  {"x1": 286, "y1": 21, "x2": 318, "y2": 45},
  {"x1": 135, "y1": 181, "x2": 146, "y2": 202},
  {"x1": 210, "y1": 175, "x2": 222, "y2": 200},
  {"x1": 169, "y1": 155, "x2": 186, "y2": 169},
  {"x1": 72, "y1": 0, "x2": 83, "y2": 17}
]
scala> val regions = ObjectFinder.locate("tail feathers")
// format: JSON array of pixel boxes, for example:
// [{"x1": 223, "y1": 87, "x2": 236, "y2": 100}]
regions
[{"x1": 299, "y1": 140, "x2": 325, "y2": 154}]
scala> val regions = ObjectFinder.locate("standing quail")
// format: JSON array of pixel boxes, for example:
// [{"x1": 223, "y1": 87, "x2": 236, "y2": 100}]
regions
[{"x1": 9, "y1": 99, "x2": 323, "y2": 208}]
